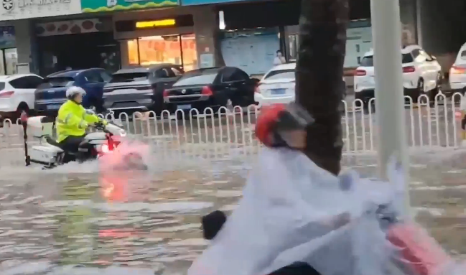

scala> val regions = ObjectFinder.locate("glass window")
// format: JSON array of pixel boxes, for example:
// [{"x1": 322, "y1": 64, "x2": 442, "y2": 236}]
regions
[
  {"x1": 411, "y1": 49, "x2": 420, "y2": 58},
  {"x1": 288, "y1": 34, "x2": 299, "y2": 61},
  {"x1": 0, "y1": 50, "x2": 5, "y2": 75},
  {"x1": 10, "y1": 77, "x2": 29, "y2": 89},
  {"x1": 100, "y1": 71, "x2": 112, "y2": 82},
  {"x1": 181, "y1": 34, "x2": 197, "y2": 71},
  {"x1": 264, "y1": 69, "x2": 295, "y2": 80},
  {"x1": 110, "y1": 72, "x2": 149, "y2": 83},
  {"x1": 171, "y1": 66, "x2": 183, "y2": 76},
  {"x1": 28, "y1": 76, "x2": 44, "y2": 88},
  {"x1": 5, "y1": 48, "x2": 17, "y2": 75},
  {"x1": 0, "y1": 82, "x2": 4, "y2": 90},
  {"x1": 127, "y1": 39, "x2": 139, "y2": 65},
  {"x1": 173, "y1": 69, "x2": 218, "y2": 86},
  {"x1": 360, "y1": 54, "x2": 413, "y2": 66},
  {"x1": 38, "y1": 77, "x2": 75, "y2": 88},
  {"x1": 83, "y1": 71, "x2": 103, "y2": 83},
  {"x1": 461, "y1": 51, "x2": 466, "y2": 60},
  {"x1": 138, "y1": 35, "x2": 182, "y2": 66},
  {"x1": 229, "y1": 70, "x2": 249, "y2": 82},
  {"x1": 156, "y1": 68, "x2": 171, "y2": 78},
  {"x1": 127, "y1": 34, "x2": 198, "y2": 71}
]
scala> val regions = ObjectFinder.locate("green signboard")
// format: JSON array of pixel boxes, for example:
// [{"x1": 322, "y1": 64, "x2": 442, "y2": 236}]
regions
[{"x1": 81, "y1": 0, "x2": 178, "y2": 13}]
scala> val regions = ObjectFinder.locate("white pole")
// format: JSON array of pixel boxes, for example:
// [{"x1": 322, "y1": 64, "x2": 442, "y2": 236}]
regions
[{"x1": 370, "y1": 0, "x2": 410, "y2": 208}]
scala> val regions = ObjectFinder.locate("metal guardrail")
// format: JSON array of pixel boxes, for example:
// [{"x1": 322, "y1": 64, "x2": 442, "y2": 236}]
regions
[{"x1": 0, "y1": 93, "x2": 464, "y2": 166}]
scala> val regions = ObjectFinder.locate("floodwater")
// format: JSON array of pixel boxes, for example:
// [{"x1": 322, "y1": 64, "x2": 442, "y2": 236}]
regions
[{"x1": 2, "y1": 145, "x2": 466, "y2": 274}]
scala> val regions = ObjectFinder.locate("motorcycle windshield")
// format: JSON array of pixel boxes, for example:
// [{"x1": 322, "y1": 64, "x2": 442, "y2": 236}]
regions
[{"x1": 188, "y1": 148, "x2": 425, "y2": 275}]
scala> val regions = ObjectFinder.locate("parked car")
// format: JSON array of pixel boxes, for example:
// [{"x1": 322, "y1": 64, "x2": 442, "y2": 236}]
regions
[
  {"x1": 0, "y1": 74, "x2": 43, "y2": 120},
  {"x1": 163, "y1": 67, "x2": 258, "y2": 112},
  {"x1": 255, "y1": 63, "x2": 346, "y2": 106},
  {"x1": 354, "y1": 45, "x2": 442, "y2": 104},
  {"x1": 35, "y1": 68, "x2": 111, "y2": 115},
  {"x1": 102, "y1": 64, "x2": 183, "y2": 113},
  {"x1": 449, "y1": 42, "x2": 466, "y2": 95}
]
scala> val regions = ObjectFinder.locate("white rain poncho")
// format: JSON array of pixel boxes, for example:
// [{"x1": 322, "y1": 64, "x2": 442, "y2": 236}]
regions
[{"x1": 188, "y1": 148, "x2": 459, "y2": 275}]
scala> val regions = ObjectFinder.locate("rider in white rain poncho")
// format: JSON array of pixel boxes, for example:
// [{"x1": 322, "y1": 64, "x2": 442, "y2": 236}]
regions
[{"x1": 189, "y1": 103, "x2": 466, "y2": 275}]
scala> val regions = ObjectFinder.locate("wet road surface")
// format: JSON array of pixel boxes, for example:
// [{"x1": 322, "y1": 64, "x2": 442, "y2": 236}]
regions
[{"x1": 2, "y1": 149, "x2": 466, "y2": 274}]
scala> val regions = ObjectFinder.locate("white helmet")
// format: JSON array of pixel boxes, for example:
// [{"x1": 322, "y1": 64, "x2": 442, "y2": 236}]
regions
[{"x1": 66, "y1": 86, "x2": 86, "y2": 100}]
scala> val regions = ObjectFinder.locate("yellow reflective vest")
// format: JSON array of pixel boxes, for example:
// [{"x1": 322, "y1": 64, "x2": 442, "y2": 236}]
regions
[{"x1": 56, "y1": 100, "x2": 103, "y2": 142}]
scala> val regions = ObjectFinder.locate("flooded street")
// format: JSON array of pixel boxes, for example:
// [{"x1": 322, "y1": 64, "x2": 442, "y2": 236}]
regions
[{"x1": 2, "y1": 147, "x2": 466, "y2": 274}]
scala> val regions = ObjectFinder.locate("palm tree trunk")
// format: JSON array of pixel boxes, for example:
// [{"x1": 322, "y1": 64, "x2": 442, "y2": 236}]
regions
[{"x1": 295, "y1": 0, "x2": 348, "y2": 175}]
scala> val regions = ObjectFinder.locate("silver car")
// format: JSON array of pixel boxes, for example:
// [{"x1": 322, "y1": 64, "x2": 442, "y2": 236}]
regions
[{"x1": 102, "y1": 64, "x2": 184, "y2": 113}]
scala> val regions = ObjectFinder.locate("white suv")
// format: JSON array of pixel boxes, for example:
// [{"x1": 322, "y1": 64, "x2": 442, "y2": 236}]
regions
[
  {"x1": 354, "y1": 45, "x2": 442, "y2": 104},
  {"x1": 0, "y1": 74, "x2": 43, "y2": 121},
  {"x1": 449, "y1": 42, "x2": 466, "y2": 94}
]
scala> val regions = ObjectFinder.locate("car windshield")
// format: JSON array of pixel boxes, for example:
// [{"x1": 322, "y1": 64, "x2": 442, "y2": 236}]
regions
[
  {"x1": 173, "y1": 70, "x2": 218, "y2": 86},
  {"x1": 110, "y1": 72, "x2": 149, "y2": 83},
  {"x1": 264, "y1": 69, "x2": 295, "y2": 80},
  {"x1": 38, "y1": 77, "x2": 75, "y2": 88},
  {"x1": 360, "y1": 54, "x2": 414, "y2": 66}
]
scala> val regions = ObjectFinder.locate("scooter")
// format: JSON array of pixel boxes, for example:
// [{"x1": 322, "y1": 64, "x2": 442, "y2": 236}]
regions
[{"x1": 23, "y1": 115, "x2": 146, "y2": 170}]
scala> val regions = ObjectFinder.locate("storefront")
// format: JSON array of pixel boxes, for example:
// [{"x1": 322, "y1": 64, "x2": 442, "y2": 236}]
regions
[
  {"x1": 0, "y1": 0, "x2": 83, "y2": 75},
  {"x1": 0, "y1": 25, "x2": 17, "y2": 75},
  {"x1": 114, "y1": 5, "x2": 218, "y2": 72},
  {"x1": 215, "y1": 0, "x2": 299, "y2": 75},
  {"x1": 34, "y1": 16, "x2": 120, "y2": 76}
]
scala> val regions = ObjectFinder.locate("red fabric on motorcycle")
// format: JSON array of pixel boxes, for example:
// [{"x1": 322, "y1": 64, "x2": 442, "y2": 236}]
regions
[
  {"x1": 255, "y1": 104, "x2": 287, "y2": 146},
  {"x1": 387, "y1": 222, "x2": 451, "y2": 275}
]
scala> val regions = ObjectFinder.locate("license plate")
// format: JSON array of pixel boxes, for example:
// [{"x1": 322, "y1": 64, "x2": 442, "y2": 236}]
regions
[
  {"x1": 46, "y1": 104, "x2": 61, "y2": 110},
  {"x1": 177, "y1": 104, "x2": 192, "y2": 110},
  {"x1": 271, "y1": 89, "x2": 286, "y2": 95}
]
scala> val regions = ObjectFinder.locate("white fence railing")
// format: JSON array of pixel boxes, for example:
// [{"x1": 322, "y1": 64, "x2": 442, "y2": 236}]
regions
[{"x1": 0, "y1": 93, "x2": 464, "y2": 165}]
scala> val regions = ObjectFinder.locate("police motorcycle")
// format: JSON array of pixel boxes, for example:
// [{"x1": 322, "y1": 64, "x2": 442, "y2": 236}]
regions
[{"x1": 21, "y1": 111, "x2": 147, "y2": 170}]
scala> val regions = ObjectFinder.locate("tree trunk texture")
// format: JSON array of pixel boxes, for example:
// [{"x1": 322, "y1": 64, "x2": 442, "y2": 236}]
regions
[{"x1": 296, "y1": 0, "x2": 348, "y2": 175}]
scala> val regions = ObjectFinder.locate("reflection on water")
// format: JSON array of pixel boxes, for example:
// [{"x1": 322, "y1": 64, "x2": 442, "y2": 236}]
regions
[
  {"x1": 0, "y1": 159, "x2": 247, "y2": 274},
  {"x1": 2, "y1": 151, "x2": 466, "y2": 273}
]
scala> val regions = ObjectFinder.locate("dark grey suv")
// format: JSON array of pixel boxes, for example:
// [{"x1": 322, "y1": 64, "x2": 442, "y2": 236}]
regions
[{"x1": 102, "y1": 64, "x2": 184, "y2": 114}]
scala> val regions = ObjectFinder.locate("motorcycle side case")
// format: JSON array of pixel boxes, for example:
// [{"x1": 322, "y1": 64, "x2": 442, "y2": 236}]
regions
[{"x1": 30, "y1": 145, "x2": 63, "y2": 165}]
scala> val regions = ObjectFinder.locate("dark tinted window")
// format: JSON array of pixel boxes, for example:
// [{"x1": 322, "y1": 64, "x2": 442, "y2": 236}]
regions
[
  {"x1": 10, "y1": 76, "x2": 43, "y2": 89},
  {"x1": 264, "y1": 69, "x2": 295, "y2": 80},
  {"x1": 461, "y1": 51, "x2": 466, "y2": 58},
  {"x1": 411, "y1": 49, "x2": 421, "y2": 58},
  {"x1": 155, "y1": 68, "x2": 171, "y2": 78},
  {"x1": 83, "y1": 71, "x2": 103, "y2": 83},
  {"x1": 9, "y1": 77, "x2": 29, "y2": 89},
  {"x1": 100, "y1": 71, "x2": 112, "y2": 82},
  {"x1": 229, "y1": 69, "x2": 249, "y2": 82},
  {"x1": 0, "y1": 82, "x2": 5, "y2": 90},
  {"x1": 28, "y1": 76, "x2": 44, "y2": 88},
  {"x1": 110, "y1": 72, "x2": 149, "y2": 83},
  {"x1": 38, "y1": 77, "x2": 75, "y2": 88},
  {"x1": 173, "y1": 69, "x2": 219, "y2": 86},
  {"x1": 170, "y1": 67, "x2": 183, "y2": 76},
  {"x1": 360, "y1": 54, "x2": 413, "y2": 66}
]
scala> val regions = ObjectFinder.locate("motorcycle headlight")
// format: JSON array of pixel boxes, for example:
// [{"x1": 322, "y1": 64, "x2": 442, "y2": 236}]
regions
[{"x1": 119, "y1": 129, "x2": 127, "y2": 137}]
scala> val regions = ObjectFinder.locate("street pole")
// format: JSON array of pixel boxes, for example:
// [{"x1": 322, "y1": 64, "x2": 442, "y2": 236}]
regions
[{"x1": 370, "y1": 0, "x2": 410, "y2": 210}]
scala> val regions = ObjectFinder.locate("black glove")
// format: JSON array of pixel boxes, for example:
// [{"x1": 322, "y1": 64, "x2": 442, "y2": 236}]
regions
[
  {"x1": 94, "y1": 121, "x2": 105, "y2": 129},
  {"x1": 202, "y1": 210, "x2": 227, "y2": 240}
]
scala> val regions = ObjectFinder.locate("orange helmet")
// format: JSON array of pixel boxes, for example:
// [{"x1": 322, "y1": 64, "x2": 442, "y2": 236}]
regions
[{"x1": 255, "y1": 103, "x2": 313, "y2": 147}]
